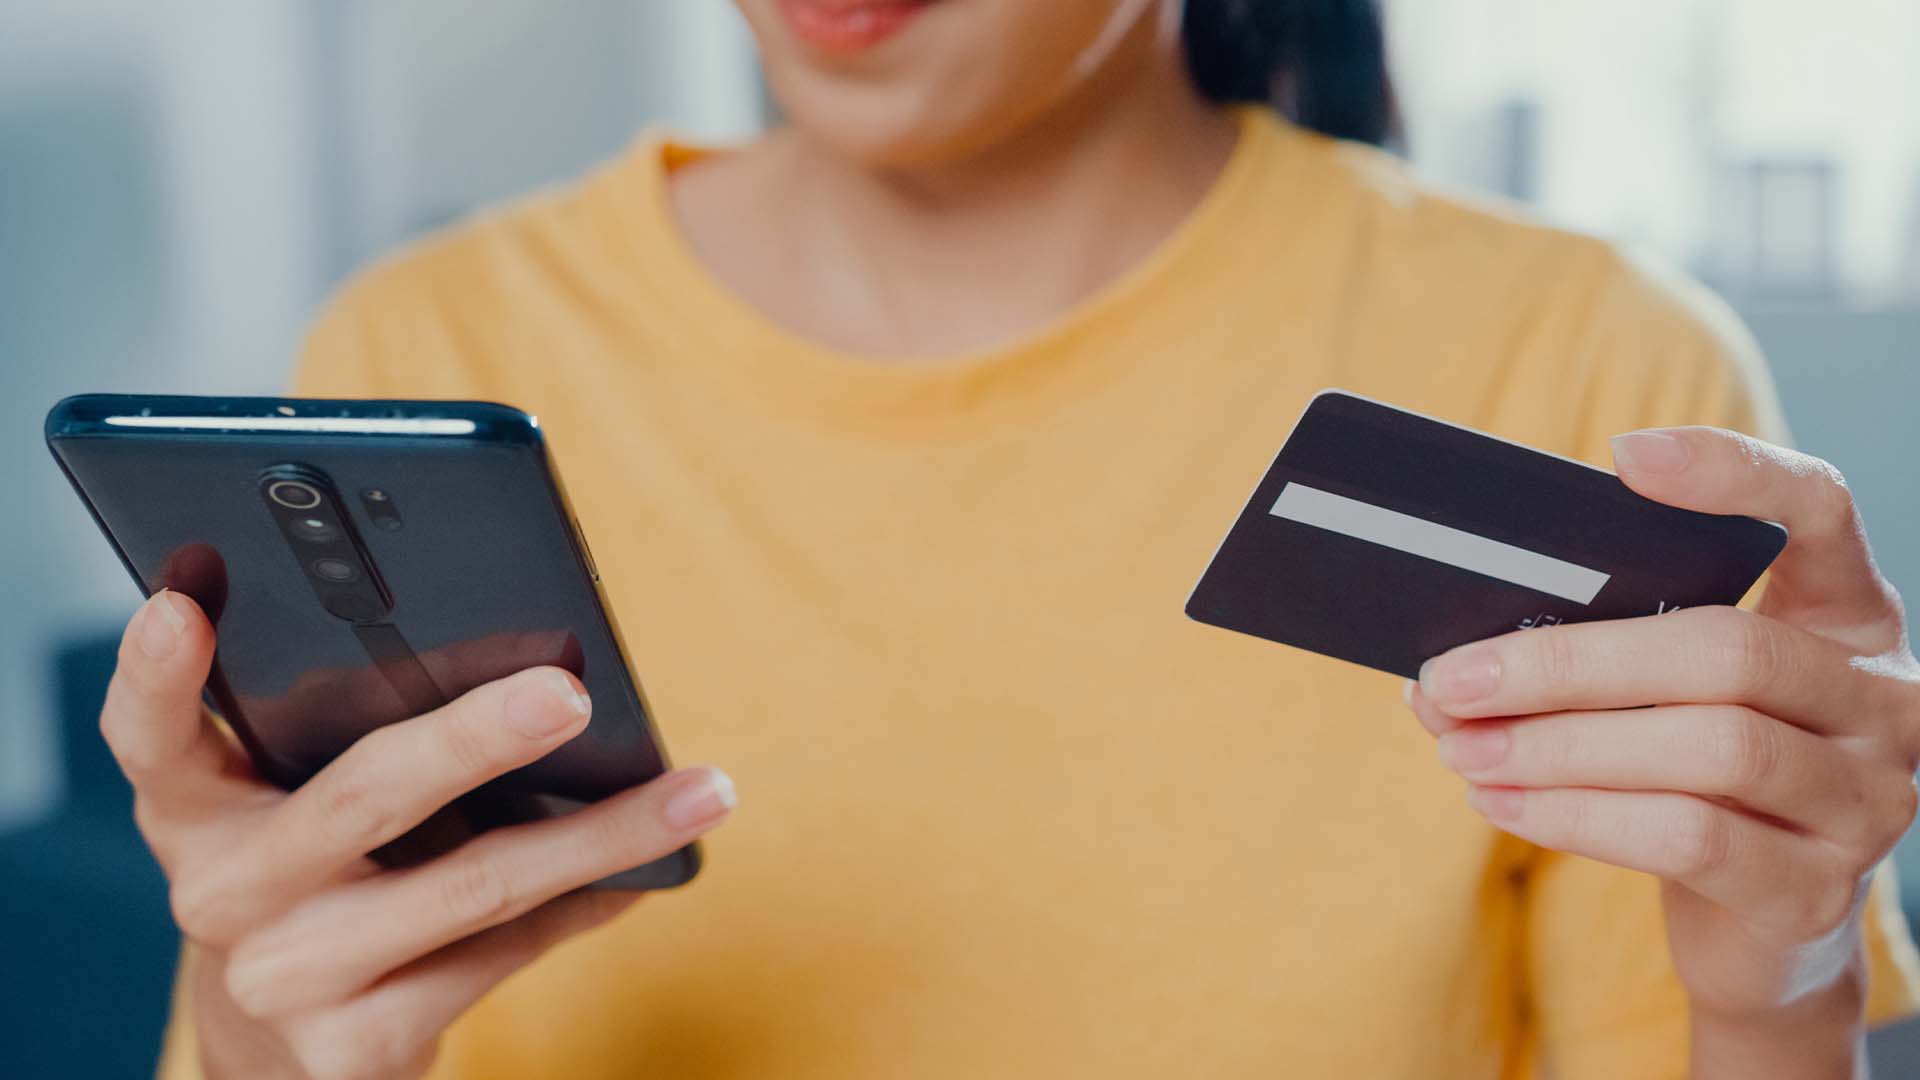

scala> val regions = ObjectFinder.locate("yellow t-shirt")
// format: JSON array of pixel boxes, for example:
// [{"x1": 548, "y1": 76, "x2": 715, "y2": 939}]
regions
[{"x1": 162, "y1": 106, "x2": 1920, "y2": 1078}]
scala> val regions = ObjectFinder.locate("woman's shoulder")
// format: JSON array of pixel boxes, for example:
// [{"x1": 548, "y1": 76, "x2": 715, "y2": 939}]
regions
[
  {"x1": 293, "y1": 137, "x2": 670, "y2": 398},
  {"x1": 323, "y1": 137, "x2": 662, "y2": 329},
  {"x1": 1273, "y1": 119, "x2": 1662, "y2": 311},
  {"x1": 1259, "y1": 114, "x2": 1691, "y2": 313},
  {"x1": 1258, "y1": 115, "x2": 1785, "y2": 450}
]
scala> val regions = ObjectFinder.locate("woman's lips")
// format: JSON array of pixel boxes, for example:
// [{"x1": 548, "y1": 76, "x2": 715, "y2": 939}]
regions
[{"x1": 776, "y1": 0, "x2": 934, "y2": 55}]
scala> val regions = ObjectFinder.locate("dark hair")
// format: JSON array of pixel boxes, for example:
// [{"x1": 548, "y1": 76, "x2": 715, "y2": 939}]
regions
[{"x1": 1183, "y1": 0, "x2": 1399, "y2": 148}]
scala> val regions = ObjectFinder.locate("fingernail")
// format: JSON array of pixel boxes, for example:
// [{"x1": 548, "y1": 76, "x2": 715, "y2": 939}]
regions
[
  {"x1": 1437, "y1": 727, "x2": 1509, "y2": 774},
  {"x1": 1466, "y1": 786, "x2": 1524, "y2": 824},
  {"x1": 137, "y1": 590, "x2": 187, "y2": 660},
  {"x1": 1419, "y1": 646, "x2": 1501, "y2": 706},
  {"x1": 505, "y1": 670, "x2": 591, "y2": 739},
  {"x1": 1401, "y1": 679, "x2": 1415, "y2": 705},
  {"x1": 1611, "y1": 430, "x2": 1691, "y2": 475},
  {"x1": 663, "y1": 767, "x2": 737, "y2": 830}
]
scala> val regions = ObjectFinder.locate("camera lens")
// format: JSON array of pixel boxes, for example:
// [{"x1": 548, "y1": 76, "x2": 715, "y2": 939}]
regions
[
  {"x1": 267, "y1": 480, "x2": 323, "y2": 510},
  {"x1": 288, "y1": 516, "x2": 339, "y2": 543},
  {"x1": 311, "y1": 557, "x2": 359, "y2": 583}
]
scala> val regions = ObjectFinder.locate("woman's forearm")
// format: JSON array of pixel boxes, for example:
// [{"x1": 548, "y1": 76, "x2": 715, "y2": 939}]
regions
[{"x1": 1689, "y1": 963, "x2": 1868, "y2": 1080}]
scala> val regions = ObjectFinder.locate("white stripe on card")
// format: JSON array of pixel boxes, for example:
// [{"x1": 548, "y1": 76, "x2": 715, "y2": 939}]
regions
[{"x1": 1269, "y1": 482, "x2": 1611, "y2": 604}]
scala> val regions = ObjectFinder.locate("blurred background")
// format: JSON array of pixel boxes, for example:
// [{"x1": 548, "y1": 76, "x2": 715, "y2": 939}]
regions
[{"x1": 2, "y1": 0, "x2": 1916, "y2": 1074}]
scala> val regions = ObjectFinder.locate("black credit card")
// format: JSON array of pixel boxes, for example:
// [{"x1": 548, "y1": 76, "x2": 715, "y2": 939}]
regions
[{"x1": 1185, "y1": 390, "x2": 1788, "y2": 678}]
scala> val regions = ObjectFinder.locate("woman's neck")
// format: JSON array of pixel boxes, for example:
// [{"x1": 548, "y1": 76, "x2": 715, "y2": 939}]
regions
[{"x1": 668, "y1": 20, "x2": 1240, "y2": 358}]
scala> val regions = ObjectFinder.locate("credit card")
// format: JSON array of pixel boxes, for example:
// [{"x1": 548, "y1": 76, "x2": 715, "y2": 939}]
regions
[{"x1": 1184, "y1": 390, "x2": 1788, "y2": 678}]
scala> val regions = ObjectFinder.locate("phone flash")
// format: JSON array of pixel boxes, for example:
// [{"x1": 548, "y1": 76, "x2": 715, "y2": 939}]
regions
[{"x1": 360, "y1": 488, "x2": 403, "y2": 531}]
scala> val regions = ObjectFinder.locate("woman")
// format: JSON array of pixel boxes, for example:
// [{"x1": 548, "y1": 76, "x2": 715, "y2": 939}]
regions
[{"x1": 119, "y1": 1, "x2": 1920, "y2": 1076}]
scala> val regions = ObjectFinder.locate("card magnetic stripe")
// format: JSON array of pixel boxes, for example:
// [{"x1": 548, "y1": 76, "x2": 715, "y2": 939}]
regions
[{"x1": 1268, "y1": 482, "x2": 1612, "y2": 604}]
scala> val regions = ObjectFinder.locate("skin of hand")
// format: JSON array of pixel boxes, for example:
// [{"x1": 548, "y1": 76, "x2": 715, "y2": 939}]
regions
[
  {"x1": 103, "y1": 593, "x2": 736, "y2": 1079},
  {"x1": 1408, "y1": 426, "x2": 1920, "y2": 1078}
]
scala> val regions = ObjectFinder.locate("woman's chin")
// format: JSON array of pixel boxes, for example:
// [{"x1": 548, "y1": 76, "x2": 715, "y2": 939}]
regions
[{"x1": 773, "y1": 84, "x2": 994, "y2": 170}]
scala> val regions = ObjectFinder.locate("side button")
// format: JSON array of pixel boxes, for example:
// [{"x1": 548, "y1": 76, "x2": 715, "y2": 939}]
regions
[{"x1": 570, "y1": 518, "x2": 600, "y2": 581}]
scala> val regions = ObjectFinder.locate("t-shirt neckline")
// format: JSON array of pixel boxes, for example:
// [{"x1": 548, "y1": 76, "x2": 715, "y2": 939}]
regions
[{"x1": 606, "y1": 104, "x2": 1291, "y2": 435}]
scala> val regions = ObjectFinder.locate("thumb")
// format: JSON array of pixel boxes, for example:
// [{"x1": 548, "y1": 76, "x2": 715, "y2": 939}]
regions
[{"x1": 1610, "y1": 425, "x2": 1903, "y2": 649}]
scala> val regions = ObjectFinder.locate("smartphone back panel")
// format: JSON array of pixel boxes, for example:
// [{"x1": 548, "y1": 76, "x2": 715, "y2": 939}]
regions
[{"x1": 47, "y1": 394, "x2": 695, "y2": 889}]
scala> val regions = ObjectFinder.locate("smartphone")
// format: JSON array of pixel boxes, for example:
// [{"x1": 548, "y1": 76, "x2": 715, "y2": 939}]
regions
[{"x1": 45, "y1": 393, "x2": 698, "y2": 890}]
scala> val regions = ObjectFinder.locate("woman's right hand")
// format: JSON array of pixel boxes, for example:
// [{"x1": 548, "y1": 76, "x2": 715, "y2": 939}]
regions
[{"x1": 104, "y1": 590, "x2": 736, "y2": 1080}]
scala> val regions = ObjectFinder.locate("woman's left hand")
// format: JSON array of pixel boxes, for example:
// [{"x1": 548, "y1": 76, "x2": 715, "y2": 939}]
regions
[{"x1": 1407, "y1": 425, "x2": 1920, "y2": 1032}]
